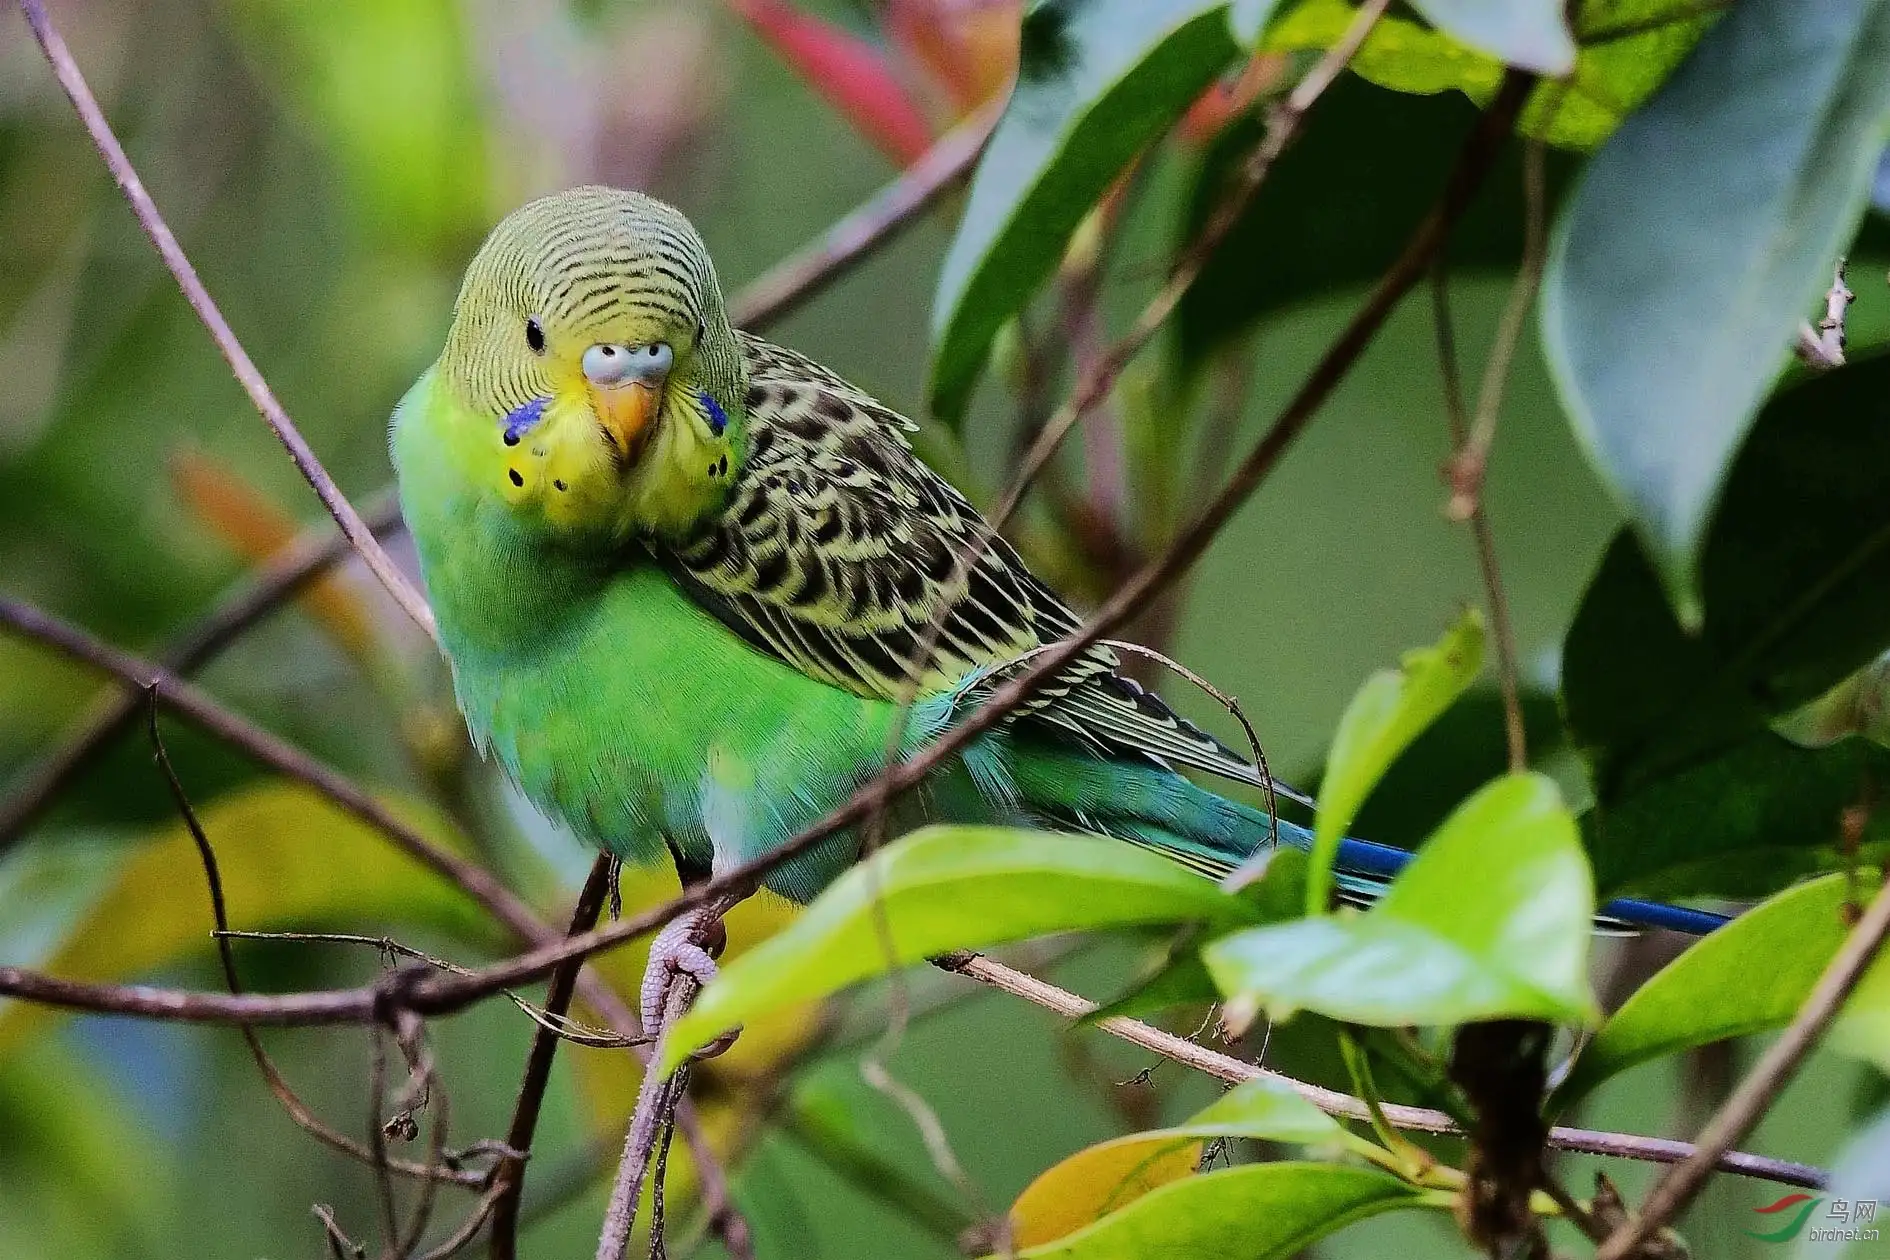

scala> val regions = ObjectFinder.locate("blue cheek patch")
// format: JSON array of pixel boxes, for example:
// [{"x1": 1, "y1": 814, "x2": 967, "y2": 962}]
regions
[
  {"x1": 699, "y1": 391, "x2": 728, "y2": 436},
  {"x1": 501, "y1": 397, "x2": 549, "y2": 445}
]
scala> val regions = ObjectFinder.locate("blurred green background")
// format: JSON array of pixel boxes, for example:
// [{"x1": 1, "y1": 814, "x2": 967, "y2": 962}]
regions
[{"x1": 1, "y1": 1, "x2": 1883, "y2": 1256}]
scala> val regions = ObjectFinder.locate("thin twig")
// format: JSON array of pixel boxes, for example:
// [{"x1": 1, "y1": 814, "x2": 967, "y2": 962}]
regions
[
  {"x1": 729, "y1": 97, "x2": 1001, "y2": 332},
  {"x1": 0, "y1": 597, "x2": 745, "y2": 1246},
  {"x1": 148, "y1": 689, "x2": 483, "y2": 1187},
  {"x1": 1430, "y1": 267, "x2": 1525, "y2": 773},
  {"x1": 933, "y1": 952, "x2": 1829, "y2": 1191},
  {"x1": 0, "y1": 495, "x2": 404, "y2": 858},
  {"x1": 488, "y1": 855, "x2": 615, "y2": 1260},
  {"x1": 1594, "y1": 868, "x2": 1890, "y2": 1260},
  {"x1": 1433, "y1": 133, "x2": 1548, "y2": 773},
  {"x1": 17, "y1": 0, "x2": 436, "y2": 640}
]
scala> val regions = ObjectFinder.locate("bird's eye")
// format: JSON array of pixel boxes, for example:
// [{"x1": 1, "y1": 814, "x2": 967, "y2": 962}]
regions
[
  {"x1": 525, "y1": 317, "x2": 546, "y2": 355},
  {"x1": 583, "y1": 341, "x2": 672, "y2": 385}
]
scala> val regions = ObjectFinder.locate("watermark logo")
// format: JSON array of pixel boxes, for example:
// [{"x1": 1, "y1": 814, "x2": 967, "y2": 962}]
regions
[{"x1": 1746, "y1": 1194, "x2": 1880, "y2": 1245}]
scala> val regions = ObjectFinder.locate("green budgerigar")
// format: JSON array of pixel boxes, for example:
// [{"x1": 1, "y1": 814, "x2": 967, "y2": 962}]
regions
[{"x1": 391, "y1": 189, "x2": 1717, "y2": 1020}]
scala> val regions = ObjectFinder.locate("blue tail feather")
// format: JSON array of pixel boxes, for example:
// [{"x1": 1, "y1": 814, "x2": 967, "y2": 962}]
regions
[{"x1": 1004, "y1": 739, "x2": 1725, "y2": 936}]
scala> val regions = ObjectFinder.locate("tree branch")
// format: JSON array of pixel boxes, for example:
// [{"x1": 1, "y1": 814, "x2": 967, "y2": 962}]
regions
[
  {"x1": 729, "y1": 96, "x2": 1000, "y2": 332},
  {"x1": 485, "y1": 855, "x2": 614, "y2": 1259},
  {"x1": 933, "y1": 952, "x2": 1830, "y2": 1191},
  {"x1": 16, "y1": 0, "x2": 437, "y2": 640},
  {"x1": 0, "y1": 494, "x2": 405, "y2": 858},
  {"x1": 1595, "y1": 868, "x2": 1890, "y2": 1259}
]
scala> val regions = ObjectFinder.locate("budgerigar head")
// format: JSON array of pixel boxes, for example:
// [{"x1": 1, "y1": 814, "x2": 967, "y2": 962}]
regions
[{"x1": 435, "y1": 187, "x2": 746, "y2": 540}]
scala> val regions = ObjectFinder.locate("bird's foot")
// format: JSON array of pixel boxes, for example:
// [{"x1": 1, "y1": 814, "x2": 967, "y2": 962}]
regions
[{"x1": 641, "y1": 905, "x2": 740, "y2": 1058}]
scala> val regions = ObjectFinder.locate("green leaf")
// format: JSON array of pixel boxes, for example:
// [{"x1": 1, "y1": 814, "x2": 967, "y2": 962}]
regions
[
  {"x1": 1541, "y1": 0, "x2": 1890, "y2": 614},
  {"x1": 929, "y1": 0, "x2": 1239, "y2": 424},
  {"x1": 1563, "y1": 354, "x2": 1890, "y2": 802},
  {"x1": 1552, "y1": 874, "x2": 1872, "y2": 1109},
  {"x1": 1407, "y1": 0, "x2": 1574, "y2": 74},
  {"x1": 1092, "y1": 850, "x2": 1311, "y2": 1021},
  {"x1": 663, "y1": 826, "x2": 1255, "y2": 1069},
  {"x1": 1178, "y1": 1075, "x2": 1345, "y2": 1142},
  {"x1": 1177, "y1": 73, "x2": 1575, "y2": 368},
  {"x1": 1583, "y1": 732, "x2": 1890, "y2": 900},
  {"x1": 1009, "y1": 1079, "x2": 1344, "y2": 1248},
  {"x1": 1004, "y1": 1162, "x2": 1434, "y2": 1259},
  {"x1": 1308, "y1": 610, "x2": 1485, "y2": 916},
  {"x1": 1209, "y1": 774, "x2": 1600, "y2": 1028},
  {"x1": 1345, "y1": 689, "x2": 1565, "y2": 851},
  {"x1": 1261, "y1": 0, "x2": 1714, "y2": 151}
]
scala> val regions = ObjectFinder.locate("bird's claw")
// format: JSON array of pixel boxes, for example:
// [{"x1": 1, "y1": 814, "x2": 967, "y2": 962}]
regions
[{"x1": 640, "y1": 907, "x2": 742, "y2": 1059}]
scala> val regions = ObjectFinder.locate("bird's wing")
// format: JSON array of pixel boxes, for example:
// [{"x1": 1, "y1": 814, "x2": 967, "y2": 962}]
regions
[{"x1": 663, "y1": 333, "x2": 1283, "y2": 795}]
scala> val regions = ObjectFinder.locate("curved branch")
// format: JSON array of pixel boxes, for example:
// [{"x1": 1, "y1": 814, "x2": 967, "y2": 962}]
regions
[{"x1": 17, "y1": 0, "x2": 436, "y2": 640}]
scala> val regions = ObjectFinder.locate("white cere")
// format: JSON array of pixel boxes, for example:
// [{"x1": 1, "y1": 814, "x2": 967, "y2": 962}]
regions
[{"x1": 583, "y1": 341, "x2": 673, "y2": 386}]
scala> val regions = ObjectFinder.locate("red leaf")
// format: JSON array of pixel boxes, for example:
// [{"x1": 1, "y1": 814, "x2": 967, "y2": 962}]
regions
[{"x1": 731, "y1": 0, "x2": 935, "y2": 164}]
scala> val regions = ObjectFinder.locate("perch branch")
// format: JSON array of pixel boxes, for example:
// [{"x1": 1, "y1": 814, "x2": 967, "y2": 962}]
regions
[
  {"x1": 933, "y1": 952, "x2": 1829, "y2": 1191},
  {"x1": 17, "y1": 0, "x2": 437, "y2": 640},
  {"x1": 0, "y1": 597, "x2": 746, "y2": 1247}
]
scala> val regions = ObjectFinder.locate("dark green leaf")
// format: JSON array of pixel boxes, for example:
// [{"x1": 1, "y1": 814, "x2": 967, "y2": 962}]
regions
[
  {"x1": 930, "y1": 0, "x2": 1239, "y2": 423},
  {"x1": 1563, "y1": 354, "x2": 1890, "y2": 800},
  {"x1": 1346, "y1": 689, "x2": 1564, "y2": 851},
  {"x1": 1584, "y1": 731, "x2": 1890, "y2": 900},
  {"x1": 1551, "y1": 873, "x2": 1881, "y2": 1109},
  {"x1": 1176, "y1": 73, "x2": 1577, "y2": 368},
  {"x1": 1208, "y1": 774, "x2": 1599, "y2": 1028},
  {"x1": 1006, "y1": 1161, "x2": 1434, "y2": 1259},
  {"x1": 664, "y1": 826, "x2": 1256, "y2": 1068},
  {"x1": 1542, "y1": 0, "x2": 1890, "y2": 612}
]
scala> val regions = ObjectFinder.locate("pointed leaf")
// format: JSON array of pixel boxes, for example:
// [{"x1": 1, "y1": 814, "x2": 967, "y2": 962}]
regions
[
  {"x1": 664, "y1": 826, "x2": 1255, "y2": 1068},
  {"x1": 1563, "y1": 354, "x2": 1890, "y2": 804},
  {"x1": 1583, "y1": 732, "x2": 1890, "y2": 900},
  {"x1": 732, "y1": 0, "x2": 936, "y2": 164},
  {"x1": 1307, "y1": 610, "x2": 1484, "y2": 916},
  {"x1": 1542, "y1": 0, "x2": 1890, "y2": 614},
  {"x1": 930, "y1": 0, "x2": 1238, "y2": 424},
  {"x1": 1210, "y1": 774, "x2": 1599, "y2": 1028},
  {"x1": 1011, "y1": 1135, "x2": 1205, "y2": 1248},
  {"x1": 1010, "y1": 1079, "x2": 1342, "y2": 1247},
  {"x1": 1407, "y1": 0, "x2": 1573, "y2": 74},
  {"x1": 1004, "y1": 1161, "x2": 1433, "y2": 1259},
  {"x1": 1551, "y1": 873, "x2": 1888, "y2": 1108}
]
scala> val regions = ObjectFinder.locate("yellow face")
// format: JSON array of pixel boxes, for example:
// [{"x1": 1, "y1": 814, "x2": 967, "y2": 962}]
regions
[{"x1": 438, "y1": 188, "x2": 743, "y2": 542}]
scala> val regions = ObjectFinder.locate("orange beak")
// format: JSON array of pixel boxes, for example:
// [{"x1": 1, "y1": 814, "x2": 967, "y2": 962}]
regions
[{"x1": 588, "y1": 379, "x2": 661, "y2": 465}]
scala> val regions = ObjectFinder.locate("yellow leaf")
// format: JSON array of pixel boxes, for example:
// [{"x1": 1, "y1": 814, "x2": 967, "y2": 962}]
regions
[
  {"x1": 1009, "y1": 1133, "x2": 1204, "y2": 1249},
  {"x1": 0, "y1": 782, "x2": 495, "y2": 1056}
]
